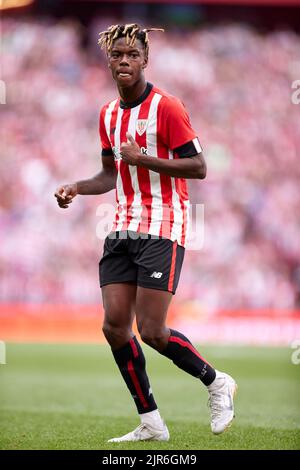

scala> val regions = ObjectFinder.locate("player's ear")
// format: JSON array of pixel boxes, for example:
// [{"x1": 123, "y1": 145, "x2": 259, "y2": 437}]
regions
[{"x1": 142, "y1": 55, "x2": 148, "y2": 69}]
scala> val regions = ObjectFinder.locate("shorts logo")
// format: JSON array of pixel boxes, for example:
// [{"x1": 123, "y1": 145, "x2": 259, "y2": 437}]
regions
[
  {"x1": 150, "y1": 271, "x2": 163, "y2": 279},
  {"x1": 136, "y1": 119, "x2": 148, "y2": 136}
]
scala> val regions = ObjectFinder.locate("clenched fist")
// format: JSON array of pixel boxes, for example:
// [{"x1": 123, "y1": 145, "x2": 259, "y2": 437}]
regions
[{"x1": 54, "y1": 183, "x2": 78, "y2": 209}]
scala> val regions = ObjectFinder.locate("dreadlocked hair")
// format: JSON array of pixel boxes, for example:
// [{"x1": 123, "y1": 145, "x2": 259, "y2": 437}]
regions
[{"x1": 98, "y1": 23, "x2": 164, "y2": 59}]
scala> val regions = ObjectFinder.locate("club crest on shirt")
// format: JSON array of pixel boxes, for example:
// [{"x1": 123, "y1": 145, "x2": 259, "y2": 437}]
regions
[{"x1": 136, "y1": 119, "x2": 148, "y2": 136}]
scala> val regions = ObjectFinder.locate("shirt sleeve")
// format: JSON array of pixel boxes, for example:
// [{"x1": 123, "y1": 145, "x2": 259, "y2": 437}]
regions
[
  {"x1": 99, "y1": 106, "x2": 113, "y2": 157},
  {"x1": 174, "y1": 137, "x2": 203, "y2": 158},
  {"x1": 159, "y1": 96, "x2": 202, "y2": 157}
]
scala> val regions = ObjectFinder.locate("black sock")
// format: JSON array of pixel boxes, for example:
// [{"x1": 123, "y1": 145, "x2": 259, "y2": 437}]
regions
[
  {"x1": 112, "y1": 336, "x2": 158, "y2": 414},
  {"x1": 160, "y1": 329, "x2": 216, "y2": 386}
]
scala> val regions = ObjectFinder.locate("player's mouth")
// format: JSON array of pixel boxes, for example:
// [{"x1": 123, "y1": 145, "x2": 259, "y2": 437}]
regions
[{"x1": 117, "y1": 71, "x2": 132, "y2": 78}]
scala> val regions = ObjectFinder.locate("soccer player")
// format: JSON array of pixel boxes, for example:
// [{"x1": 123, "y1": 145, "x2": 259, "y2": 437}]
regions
[{"x1": 55, "y1": 23, "x2": 237, "y2": 442}]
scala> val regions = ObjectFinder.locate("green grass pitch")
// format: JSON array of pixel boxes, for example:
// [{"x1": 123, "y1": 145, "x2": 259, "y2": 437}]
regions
[{"x1": 0, "y1": 343, "x2": 299, "y2": 450}]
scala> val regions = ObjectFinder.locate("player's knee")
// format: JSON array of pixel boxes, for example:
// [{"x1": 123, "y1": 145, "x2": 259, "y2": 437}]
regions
[
  {"x1": 139, "y1": 326, "x2": 167, "y2": 351},
  {"x1": 102, "y1": 321, "x2": 115, "y2": 343},
  {"x1": 102, "y1": 319, "x2": 128, "y2": 347}
]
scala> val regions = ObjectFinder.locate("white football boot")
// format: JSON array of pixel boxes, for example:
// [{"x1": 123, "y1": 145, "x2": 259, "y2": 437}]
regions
[
  {"x1": 207, "y1": 371, "x2": 238, "y2": 435},
  {"x1": 108, "y1": 422, "x2": 170, "y2": 442}
]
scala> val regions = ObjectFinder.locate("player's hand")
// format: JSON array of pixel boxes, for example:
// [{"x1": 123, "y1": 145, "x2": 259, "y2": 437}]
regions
[
  {"x1": 54, "y1": 183, "x2": 78, "y2": 209},
  {"x1": 120, "y1": 132, "x2": 141, "y2": 166}
]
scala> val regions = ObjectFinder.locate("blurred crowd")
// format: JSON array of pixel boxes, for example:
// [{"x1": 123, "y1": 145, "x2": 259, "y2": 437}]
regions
[{"x1": 1, "y1": 17, "x2": 300, "y2": 311}]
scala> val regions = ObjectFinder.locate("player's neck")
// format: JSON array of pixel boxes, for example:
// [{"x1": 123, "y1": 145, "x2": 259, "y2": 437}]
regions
[{"x1": 117, "y1": 78, "x2": 147, "y2": 105}]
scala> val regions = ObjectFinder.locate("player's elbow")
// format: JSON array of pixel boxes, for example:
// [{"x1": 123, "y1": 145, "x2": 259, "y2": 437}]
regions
[
  {"x1": 197, "y1": 162, "x2": 207, "y2": 179},
  {"x1": 194, "y1": 155, "x2": 207, "y2": 179}
]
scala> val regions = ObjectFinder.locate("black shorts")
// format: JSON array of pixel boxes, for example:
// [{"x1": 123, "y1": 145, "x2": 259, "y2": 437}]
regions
[{"x1": 99, "y1": 231, "x2": 185, "y2": 294}]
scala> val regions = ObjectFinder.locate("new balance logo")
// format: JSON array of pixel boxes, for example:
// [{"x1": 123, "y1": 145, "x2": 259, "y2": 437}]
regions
[{"x1": 150, "y1": 271, "x2": 163, "y2": 279}]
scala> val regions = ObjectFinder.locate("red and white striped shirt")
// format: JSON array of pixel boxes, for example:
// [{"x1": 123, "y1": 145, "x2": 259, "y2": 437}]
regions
[{"x1": 99, "y1": 83, "x2": 202, "y2": 248}]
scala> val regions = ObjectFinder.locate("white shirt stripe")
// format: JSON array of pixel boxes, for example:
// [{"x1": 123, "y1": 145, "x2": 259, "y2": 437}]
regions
[
  {"x1": 127, "y1": 105, "x2": 143, "y2": 232},
  {"x1": 146, "y1": 93, "x2": 163, "y2": 236}
]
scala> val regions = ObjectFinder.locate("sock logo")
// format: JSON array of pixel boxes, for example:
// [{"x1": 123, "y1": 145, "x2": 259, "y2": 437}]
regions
[{"x1": 200, "y1": 364, "x2": 207, "y2": 377}]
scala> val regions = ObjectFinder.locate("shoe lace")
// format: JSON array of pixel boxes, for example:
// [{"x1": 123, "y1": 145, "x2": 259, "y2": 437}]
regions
[
  {"x1": 133, "y1": 423, "x2": 147, "y2": 436},
  {"x1": 207, "y1": 391, "x2": 225, "y2": 421}
]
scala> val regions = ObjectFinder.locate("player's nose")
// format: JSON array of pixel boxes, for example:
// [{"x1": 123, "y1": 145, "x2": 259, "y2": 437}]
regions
[{"x1": 119, "y1": 54, "x2": 130, "y2": 65}]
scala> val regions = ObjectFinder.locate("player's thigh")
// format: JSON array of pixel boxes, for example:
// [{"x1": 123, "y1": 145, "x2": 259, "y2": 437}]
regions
[
  {"x1": 99, "y1": 235, "x2": 137, "y2": 289},
  {"x1": 134, "y1": 238, "x2": 185, "y2": 295},
  {"x1": 135, "y1": 286, "x2": 173, "y2": 331},
  {"x1": 102, "y1": 282, "x2": 137, "y2": 328}
]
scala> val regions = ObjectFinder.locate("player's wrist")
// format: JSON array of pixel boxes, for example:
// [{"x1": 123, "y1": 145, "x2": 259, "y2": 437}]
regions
[
  {"x1": 72, "y1": 181, "x2": 81, "y2": 195},
  {"x1": 138, "y1": 153, "x2": 150, "y2": 167}
]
